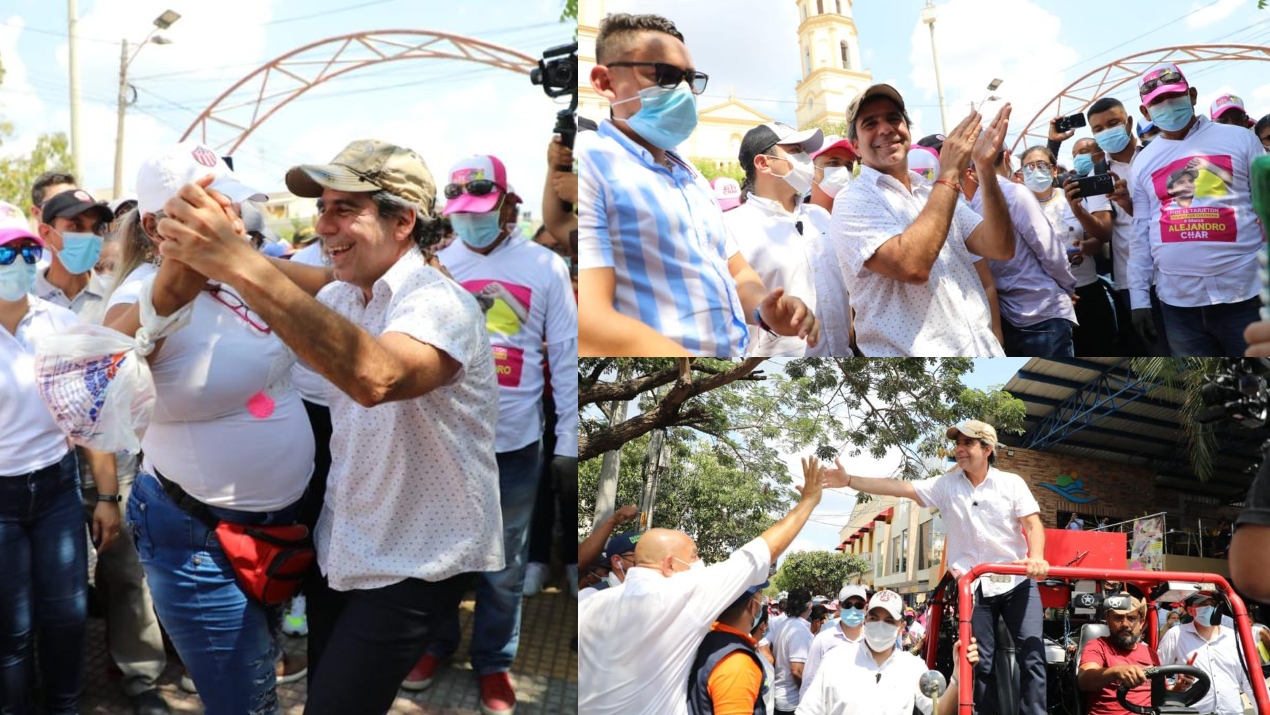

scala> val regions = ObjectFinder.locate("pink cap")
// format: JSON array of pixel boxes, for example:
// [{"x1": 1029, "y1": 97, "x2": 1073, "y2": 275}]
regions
[
  {"x1": 1138, "y1": 63, "x2": 1190, "y2": 106},
  {"x1": 1210, "y1": 94, "x2": 1251, "y2": 124},
  {"x1": 443, "y1": 155, "x2": 511, "y2": 215},
  {"x1": 811, "y1": 135, "x2": 857, "y2": 163},
  {"x1": 908, "y1": 145, "x2": 941, "y2": 181},
  {"x1": 711, "y1": 177, "x2": 742, "y2": 211},
  {"x1": 0, "y1": 200, "x2": 41, "y2": 247}
]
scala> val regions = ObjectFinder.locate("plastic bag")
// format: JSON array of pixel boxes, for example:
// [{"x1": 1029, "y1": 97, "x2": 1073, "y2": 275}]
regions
[{"x1": 33, "y1": 274, "x2": 190, "y2": 453}]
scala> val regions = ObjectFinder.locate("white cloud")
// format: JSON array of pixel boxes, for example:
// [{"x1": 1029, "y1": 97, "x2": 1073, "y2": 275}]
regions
[
  {"x1": 0, "y1": 16, "x2": 48, "y2": 160},
  {"x1": 907, "y1": 0, "x2": 1080, "y2": 152},
  {"x1": 1187, "y1": 0, "x2": 1247, "y2": 29},
  {"x1": 1250, "y1": 83, "x2": 1270, "y2": 115}
]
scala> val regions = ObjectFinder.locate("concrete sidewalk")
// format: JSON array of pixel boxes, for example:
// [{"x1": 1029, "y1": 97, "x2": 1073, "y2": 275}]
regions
[{"x1": 79, "y1": 586, "x2": 578, "y2": 714}]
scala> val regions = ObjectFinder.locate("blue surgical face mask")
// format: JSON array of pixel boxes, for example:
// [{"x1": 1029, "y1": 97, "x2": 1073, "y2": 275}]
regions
[
  {"x1": 1149, "y1": 95, "x2": 1195, "y2": 133},
  {"x1": 1072, "y1": 154, "x2": 1095, "y2": 176},
  {"x1": 451, "y1": 211, "x2": 504, "y2": 249},
  {"x1": 613, "y1": 84, "x2": 700, "y2": 151},
  {"x1": 840, "y1": 605, "x2": 866, "y2": 627},
  {"x1": 1023, "y1": 167, "x2": 1053, "y2": 194},
  {"x1": 54, "y1": 231, "x2": 104, "y2": 275},
  {"x1": 1194, "y1": 605, "x2": 1215, "y2": 624},
  {"x1": 1094, "y1": 125, "x2": 1131, "y2": 155},
  {"x1": 752, "y1": 601, "x2": 764, "y2": 631},
  {"x1": 0, "y1": 260, "x2": 37, "y2": 301}
]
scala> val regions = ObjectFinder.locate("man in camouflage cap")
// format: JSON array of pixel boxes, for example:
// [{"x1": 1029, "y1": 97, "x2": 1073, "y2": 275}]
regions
[{"x1": 154, "y1": 138, "x2": 502, "y2": 715}]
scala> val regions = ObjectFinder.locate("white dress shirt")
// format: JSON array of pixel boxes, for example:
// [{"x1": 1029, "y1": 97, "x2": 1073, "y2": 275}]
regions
[
  {"x1": 0, "y1": 297, "x2": 76, "y2": 475},
  {"x1": 315, "y1": 249, "x2": 504, "y2": 591},
  {"x1": 725, "y1": 195, "x2": 842, "y2": 356},
  {"x1": 830, "y1": 166, "x2": 1002, "y2": 356},
  {"x1": 799, "y1": 623, "x2": 863, "y2": 699},
  {"x1": 1037, "y1": 191, "x2": 1112, "y2": 289},
  {"x1": 1128, "y1": 116, "x2": 1266, "y2": 309},
  {"x1": 796, "y1": 642, "x2": 935, "y2": 715},
  {"x1": 578, "y1": 537, "x2": 771, "y2": 715},
  {"x1": 1107, "y1": 155, "x2": 1142, "y2": 292},
  {"x1": 773, "y1": 615, "x2": 815, "y2": 710},
  {"x1": 1157, "y1": 621, "x2": 1252, "y2": 715},
  {"x1": 911, "y1": 466, "x2": 1041, "y2": 597}
]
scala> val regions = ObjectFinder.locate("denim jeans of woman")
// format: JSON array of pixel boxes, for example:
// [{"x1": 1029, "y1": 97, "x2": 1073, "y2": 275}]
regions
[
  {"x1": 0, "y1": 451, "x2": 87, "y2": 715},
  {"x1": 126, "y1": 473, "x2": 299, "y2": 715}
]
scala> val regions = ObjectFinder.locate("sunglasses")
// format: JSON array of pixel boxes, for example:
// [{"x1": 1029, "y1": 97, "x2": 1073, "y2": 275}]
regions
[
  {"x1": 606, "y1": 61, "x2": 709, "y2": 95},
  {"x1": 1139, "y1": 68, "x2": 1185, "y2": 97},
  {"x1": 444, "y1": 180, "x2": 506, "y2": 200},
  {"x1": 1023, "y1": 161, "x2": 1053, "y2": 173},
  {"x1": 0, "y1": 243, "x2": 42, "y2": 266}
]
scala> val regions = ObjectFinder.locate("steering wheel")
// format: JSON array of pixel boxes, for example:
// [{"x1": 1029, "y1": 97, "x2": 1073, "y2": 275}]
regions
[{"x1": 1115, "y1": 665, "x2": 1211, "y2": 715}]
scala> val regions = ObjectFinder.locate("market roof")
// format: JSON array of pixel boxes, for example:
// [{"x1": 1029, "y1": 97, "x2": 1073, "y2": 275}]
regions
[{"x1": 1000, "y1": 358, "x2": 1261, "y2": 505}]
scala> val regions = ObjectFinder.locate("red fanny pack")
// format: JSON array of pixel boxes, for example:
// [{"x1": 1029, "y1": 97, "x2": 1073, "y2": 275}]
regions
[{"x1": 214, "y1": 522, "x2": 315, "y2": 606}]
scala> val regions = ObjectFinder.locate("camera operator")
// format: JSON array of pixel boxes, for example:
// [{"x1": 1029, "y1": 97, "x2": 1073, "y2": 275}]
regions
[
  {"x1": 1128, "y1": 63, "x2": 1266, "y2": 356},
  {"x1": 544, "y1": 136, "x2": 578, "y2": 267}
]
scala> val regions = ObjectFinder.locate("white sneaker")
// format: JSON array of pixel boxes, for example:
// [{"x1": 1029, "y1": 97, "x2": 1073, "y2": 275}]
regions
[
  {"x1": 566, "y1": 564, "x2": 578, "y2": 598},
  {"x1": 282, "y1": 594, "x2": 308, "y2": 637},
  {"x1": 523, "y1": 562, "x2": 549, "y2": 597}
]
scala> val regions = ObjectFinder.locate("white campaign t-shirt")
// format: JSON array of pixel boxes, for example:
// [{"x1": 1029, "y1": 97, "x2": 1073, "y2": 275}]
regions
[
  {"x1": 107, "y1": 264, "x2": 315, "y2": 511},
  {"x1": 773, "y1": 616, "x2": 815, "y2": 710},
  {"x1": 796, "y1": 642, "x2": 935, "y2": 715},
  {"x1": 314, "y1": 249, "x2": 504, "y2": 591},
  {"x1": 438, "y1": 229, "x2": 579, "y2": 456},
  {"x1": 1037, "y1": 190, "x2": 1112, "y2": 289},
  {"x1": 0, "y1": 298, "x2": 76, "y2": 475},
  {"x1": 911, "y1": 466, "x2": 1041, "y2": 597}
]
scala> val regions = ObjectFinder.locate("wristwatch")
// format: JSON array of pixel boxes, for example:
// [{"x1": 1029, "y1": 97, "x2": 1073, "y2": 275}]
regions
[{"x1": 96, "y1": 494, "x2": 122, "y2": 503}]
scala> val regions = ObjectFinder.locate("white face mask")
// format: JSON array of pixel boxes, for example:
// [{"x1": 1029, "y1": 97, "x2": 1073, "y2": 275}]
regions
[
  {"x1": 863, "y1": 620, "x2": 899, "y2": 653},
  {"x1": 673, "y1": 557, "x2": 705, "y2": 573},
  {"x1": 817, "y1": 166, "x2": 853, "y2": 197},
  {"x1": 776, "y1": 151, "x2": 815, "y2": 195}
]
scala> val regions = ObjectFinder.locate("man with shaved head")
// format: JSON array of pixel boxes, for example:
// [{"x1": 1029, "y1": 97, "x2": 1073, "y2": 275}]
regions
[{"x1": 579, "y1": 457, "x2": 829, "y2": 715}]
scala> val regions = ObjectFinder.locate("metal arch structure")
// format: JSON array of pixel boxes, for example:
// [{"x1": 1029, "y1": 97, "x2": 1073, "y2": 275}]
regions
[
  {"x1": 1011, "y1": 44, "x2": 1270, "y2": 154},
  {"x1": 1019, "y1": 358, "x2": 1175, "y2": 452},
  {"x1": 180, "y1": 30, "x2": 538, "y2": 155}
]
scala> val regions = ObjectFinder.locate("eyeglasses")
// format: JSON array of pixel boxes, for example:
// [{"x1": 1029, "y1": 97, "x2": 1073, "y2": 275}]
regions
[
  {"x1": 1023, "y1": 161, "x2": 1053, "y2": 173},
  {"x1": 606, "y1": 61, "x2": 709, "y2": 95},
  {"x1": 205, "y1": 284, "x2": 271, "y2": 334},
  {"x1": 1139, "y1": 67, "x2": 1185, "y2": 97},
  {"x1": 443, "y1": 180, "x2": 506, "y2": 200},
  {"x1": 0, "y1": 243, "x2": 42, "y2": 266}
]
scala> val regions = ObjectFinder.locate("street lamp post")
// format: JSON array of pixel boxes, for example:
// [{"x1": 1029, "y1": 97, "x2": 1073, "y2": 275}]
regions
[
  {"x1": 919, "y1": 1, "x2": 948, "y2": 135},
  {"x1": 113, "y1": 10, "x2": 180, "y2": 198}
]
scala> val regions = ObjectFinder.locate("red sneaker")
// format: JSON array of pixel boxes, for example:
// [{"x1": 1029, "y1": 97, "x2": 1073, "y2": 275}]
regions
[
  {"x1": 401, "y1": 654, "x2": 443, "y2": 691},
  {"x1": 479, "y1": 671, "x2": 516, "y2": 715}
]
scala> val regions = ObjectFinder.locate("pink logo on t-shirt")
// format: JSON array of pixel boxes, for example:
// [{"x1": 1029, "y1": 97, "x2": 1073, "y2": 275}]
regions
[
  {"x1": 246, "y1": 391, "x2": 275, "y2": 419},
  {"x1": 1152, "y1": 154, "x2": 1237, "y2": 243}
]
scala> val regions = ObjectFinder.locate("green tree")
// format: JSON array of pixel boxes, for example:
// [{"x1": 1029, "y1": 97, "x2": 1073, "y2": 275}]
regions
[
  {"x1": 1130, "y1": 357, "x2": 1230, "y2": 482},
  {"x1": 773, "y1": 550, "x2": 870, "y2": 597},
  {"x1": 690, "y1": 158, "x2": 747, "y2": 185},
  {"x1": 0, "y1": 51, "x2": 73, "y2": 208},
  {"x1": 806, "y1": 120, "x2": 848, "y2": 139},
  {"x1": 562, "y1": 0, "x2": 578, "y2": 22}
]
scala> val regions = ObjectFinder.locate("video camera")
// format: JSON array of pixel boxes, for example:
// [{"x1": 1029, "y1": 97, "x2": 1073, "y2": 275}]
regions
[
  {"x1": 531, "y1": 42, "x2": 579, "y2": 151},
  {"x1": 1196, "y1": 358, "x2": 1270, "y2": 429}
]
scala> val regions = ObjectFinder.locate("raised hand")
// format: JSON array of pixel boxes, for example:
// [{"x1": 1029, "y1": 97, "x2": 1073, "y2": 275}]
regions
[
  {"x1": 973, "y1": 103, "x2": 1012, "y2": 169},
  {"x1": 936, "y1": 110, "x2": 983, "y2": 179},
  {"x1": 796, "y1": 455, "x2": 825, "y2": 503},
  {"x1": 1048, "y1": 115, "x2": 1076, "y2": 142}
]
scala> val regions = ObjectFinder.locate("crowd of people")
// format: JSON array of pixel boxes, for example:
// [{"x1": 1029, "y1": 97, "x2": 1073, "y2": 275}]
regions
[
  {"x1": 578, "y1": 417, "x2": 1270, "y2": 714},
  {"x1": 0, "y1": 130, "x2": 578, "y2": 714},
  {"x1": 577, "y1": 12, "x2": 1270, "y2": 357}
]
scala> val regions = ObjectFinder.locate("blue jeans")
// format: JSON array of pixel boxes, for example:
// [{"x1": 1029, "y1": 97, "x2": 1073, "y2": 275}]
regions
[
  {"x1": 972, "y1": 579, "x2": 1046, "y2": 715},
  {"x1": 126, "y1": 473, "x2": 300, "y2": 715},
  {"x1": 1159, "y1": 297, "x2": 1260, "y2": 357},
  {"x1": 426, "y1": 441, "x2": 542, "y2": 674},
  {"x1": 1002, "y1": 317, "x2": 1075, "y2": 357},
  {"x1": 0, "y1": 451, "x2": 87, "y2": 715}
]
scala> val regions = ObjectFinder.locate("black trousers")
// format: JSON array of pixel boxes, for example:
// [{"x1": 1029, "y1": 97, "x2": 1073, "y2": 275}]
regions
[
  {"x1": 527, "y1": 393, "x2": 576, "y2": 566},
  {"x1": 1072, "y1": 280, "x2": 1119, "y2": 356},
  {"x1": 972, "y1": 579, "x2": 1047, "y2": 715},
  {"x1": 303, "y1": 571, "x2": 471, "y2": 715},
  {"x1": 297, "y1": 400, "x2": 333, "y2": 533}
]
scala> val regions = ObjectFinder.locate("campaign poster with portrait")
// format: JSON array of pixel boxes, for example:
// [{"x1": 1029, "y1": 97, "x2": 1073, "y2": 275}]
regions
[
  {"x1": 1151, "y1": 154, "x2": 1237, "y2": 244},
  {"x1": 460, "y1": 278, "x2": 533, "y2": 388}
]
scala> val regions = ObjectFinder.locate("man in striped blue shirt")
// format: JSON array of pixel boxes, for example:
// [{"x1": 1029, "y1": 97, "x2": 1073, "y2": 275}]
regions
[{"x1": 578, "y1": 13, "x2": 820, "y2": 357}]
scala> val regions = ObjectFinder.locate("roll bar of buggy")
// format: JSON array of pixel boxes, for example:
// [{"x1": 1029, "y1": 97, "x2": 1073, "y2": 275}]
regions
[{"x1": 920, "y1": 563, "x2": 1270, "y2": 715}]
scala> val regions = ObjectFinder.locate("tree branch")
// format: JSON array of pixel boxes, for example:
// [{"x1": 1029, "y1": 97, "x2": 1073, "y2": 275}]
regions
[
  {"x1": 580, "y1": 358, "x2": 766, "y2": 461},
  {"x1": 580, "y1": 359, "x2": 768, "y2": 407}
]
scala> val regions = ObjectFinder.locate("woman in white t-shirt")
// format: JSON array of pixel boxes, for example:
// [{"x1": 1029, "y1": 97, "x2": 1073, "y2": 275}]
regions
[
  {"x1": 0, "y1": 216, "x2": 91, "y2": 713},
  {"x1": 1019, "y1": 145, "x2": 1118, "y2": 356},
  {"x1": 101, "y1": 146, "x2": 324, "y2": 715}
]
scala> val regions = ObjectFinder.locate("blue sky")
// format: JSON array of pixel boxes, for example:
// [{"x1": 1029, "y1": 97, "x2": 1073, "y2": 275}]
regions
[
  {"x1": 779, "y1": 357, "x2": 1030, "y2": 559},
  {"x1": 601, "y1": 0, "x2": 1270, "y2": 161},
  {"x1": 0, "y1": 0, "x2": 574, "y2": 215}
]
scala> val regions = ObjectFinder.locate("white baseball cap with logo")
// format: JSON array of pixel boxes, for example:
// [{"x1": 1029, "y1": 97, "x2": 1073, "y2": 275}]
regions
[
  {"x1": 868, "y1": 589, "x2": 904, "y2": 620},
  {"x1": 136, "y1": 142, "x2": 267, "y2": 214}
]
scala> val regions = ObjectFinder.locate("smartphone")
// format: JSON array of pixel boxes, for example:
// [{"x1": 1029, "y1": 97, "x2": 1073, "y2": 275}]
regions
[
  {"x1": 1073, "y1": 174, "x2": 1115, "y2": 198},
  {"x1": 1055, "y1": 112, "x2": 1087, "y2": 133}
]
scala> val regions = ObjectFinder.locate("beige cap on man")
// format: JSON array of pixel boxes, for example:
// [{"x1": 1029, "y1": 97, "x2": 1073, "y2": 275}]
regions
[
  {"x1": 285, "y1": 139, "x2": 438, "y2": 214},
  {"x1": 946, "y1": 420, "x2": 998, "y2": 446},
  {"x1": 844, "y1": 84, "x2": 907, "y2": 129}
]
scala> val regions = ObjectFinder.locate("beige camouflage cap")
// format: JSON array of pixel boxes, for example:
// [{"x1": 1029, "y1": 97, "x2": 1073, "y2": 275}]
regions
[
  {"x1": 285, "y1": 139, "x2": 437, "y2": 215},
  {"x1": 946, "y1": 420, "x2": 998, "y2": 447}
]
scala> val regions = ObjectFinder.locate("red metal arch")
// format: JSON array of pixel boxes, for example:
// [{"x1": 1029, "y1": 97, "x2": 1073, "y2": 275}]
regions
[
  {"x1": 180, "y1": 30, "x2": 538, "y2": 155},
  {"x1": 1011, "y1": 43, "x2": 1270, "y2": 154}
]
